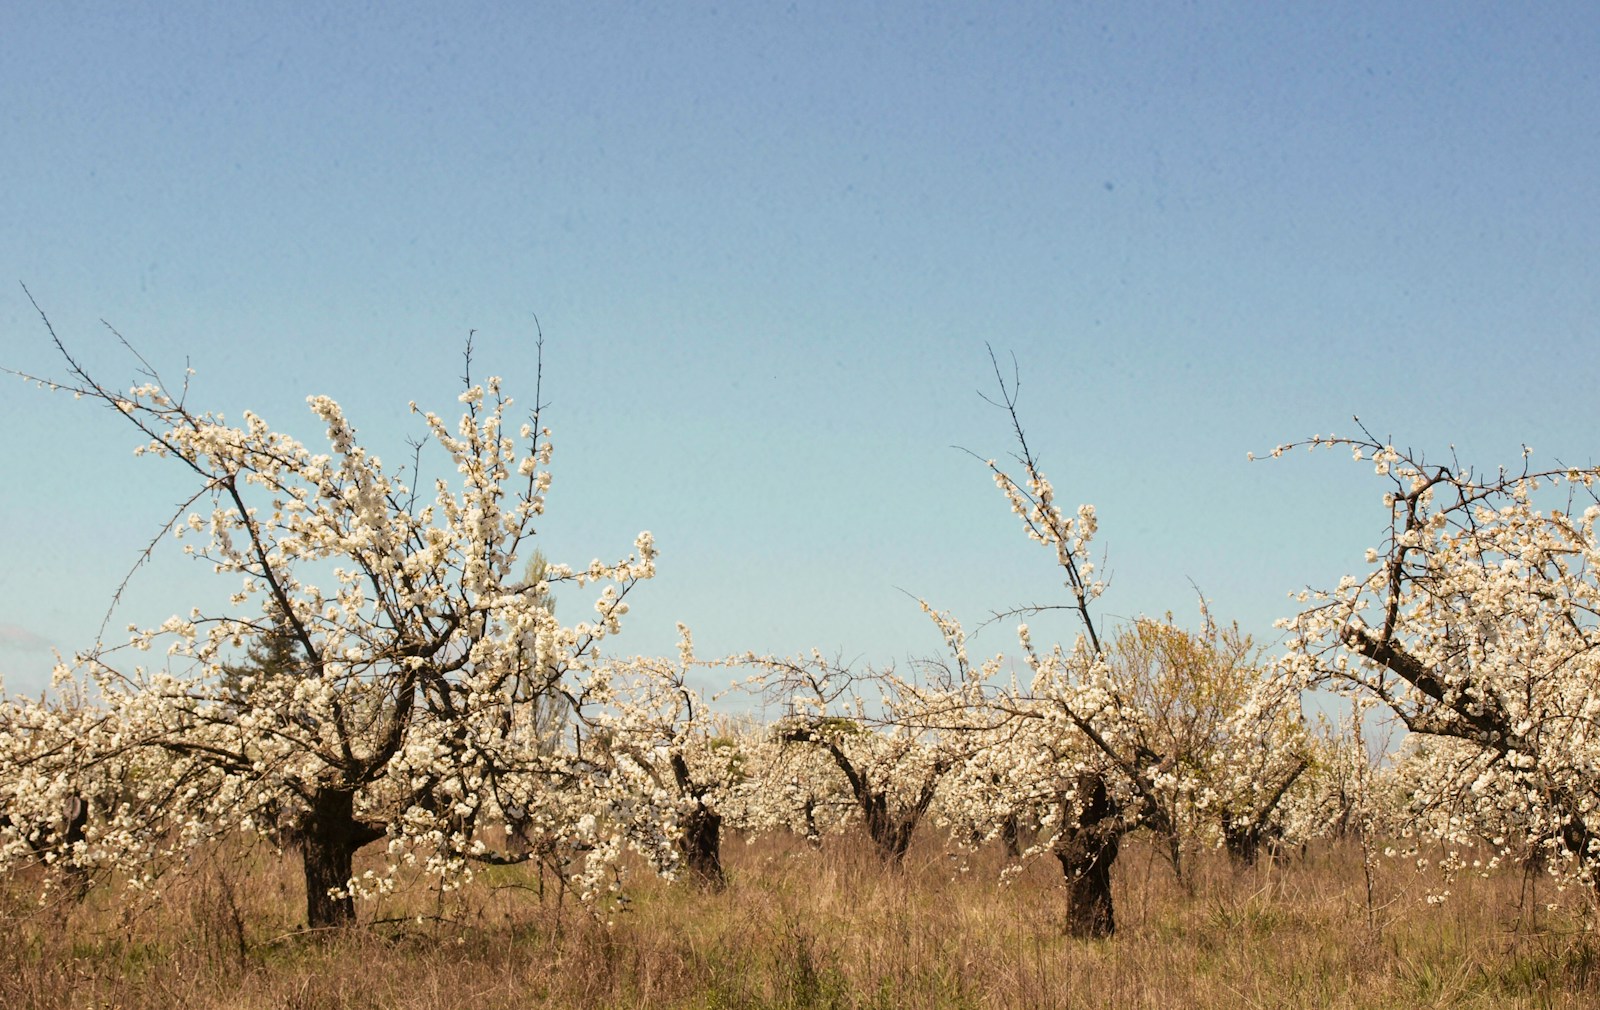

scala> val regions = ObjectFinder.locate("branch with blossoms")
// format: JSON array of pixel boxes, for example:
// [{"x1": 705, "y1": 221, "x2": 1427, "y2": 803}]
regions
[
  {"x1": 965, "y1": 346, "x2": 1107, "y2": 655},
  {"x1": 1271, "y1": 425, "x2": 1600, "y2": 894}
]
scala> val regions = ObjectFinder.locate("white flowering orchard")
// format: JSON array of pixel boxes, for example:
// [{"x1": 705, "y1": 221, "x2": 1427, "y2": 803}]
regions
[
  {"x1": 10, "y1": 321, "x2": 1598, "y2": 943},
  {"x1": 5, "y1": 324, "x2": 664, "y2": 926}
]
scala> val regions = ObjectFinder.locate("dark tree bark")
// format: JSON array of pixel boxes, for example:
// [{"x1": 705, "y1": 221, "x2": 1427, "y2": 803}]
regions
[
  {"x1": 1, "y1": 795, "x2": 93, "y2": 898},
  {"x1": 800, "y1": 797, "x2": 822, "y2": 847},
  {"x1": 300, "y1": 786, "x2": 386, "y2": 928},
  {"x1": 670, "y1": 753, "x2": 725, "y2": 889},
  {"x1": 1223, "y1": 820, "x2": 1276, "y2": 866},
  {"x1": 1001, "y1": 812, "x2": 1023, "y2": 859},
  {"x1": 847, "y1": 764, "x2": 942, "y2": 865},
  {"x1": 1222, "y1": 756, "x2": 1308, "y2": 867},
  {"x1": 790, "y1": 733, "x2": 943, "y2": 866},
  {"x1": 59, "y1": 795, "x2": 92, "y2": 897},
  {"x1": 678, "y1": 802, "x2": 725, "y2": 888},
  {"x1": 61, "y1": 794, "x2": 88, "y2": 849},
  {"x1": 1055, "y1": 773, "x2": 1120, "y2": 939},
  {"x1": 860, "y1": 786, "x2": 921, "y2": 863}
]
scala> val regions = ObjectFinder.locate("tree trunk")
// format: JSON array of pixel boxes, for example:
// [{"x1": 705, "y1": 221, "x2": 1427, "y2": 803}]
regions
[
  {"x1": 1223, "y1": 759, "x2": 1306, "y2": 867},
  {"x1": 1055, "y1": 773, "x2": 1120, "y2": 939},
  {"x1": 863, "y1": 793, "x2": 915, "y2": 864},
  {"x1": 1001, "y1": 812, "x2": 1023, "y2": 859},
  {"x1": 678, "y1": 801, "x2": 725, "y2": 889},
  {"x1": 1224, "y1": 817, "x2": 1290, "y2": 867},
  {"x1": 800, "y1": 798, "x2": 822, "y2": 847},
  {"x1": 858, "y1": 768, "x2": 942, "y2": 866},
  {"x1": 1224, "y1": 820, "x2": 1261, "y2": 866},
  {"x1": 1165, "y1": 827, "x2": 1186, "y2": 889},
  {"x1": 61, "y1": 795, "x2": 91, "y2": 898},
  {"x1": 668, "y1": 753, "x2": 725, "y2": 888},
  {"x1": 300, "y1": 787, "x2": 383, "y2": 929}
]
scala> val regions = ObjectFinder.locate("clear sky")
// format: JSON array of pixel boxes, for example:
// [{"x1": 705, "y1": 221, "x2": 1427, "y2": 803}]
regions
[{"x1": 3, "y1": 2, "x2": 1598, "y2": 698}]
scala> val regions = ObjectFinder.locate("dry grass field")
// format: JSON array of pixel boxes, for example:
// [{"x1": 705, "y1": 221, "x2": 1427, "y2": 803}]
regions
[{"x1": 2, "y1": 832, "x2": 1595, "y2": 1010}]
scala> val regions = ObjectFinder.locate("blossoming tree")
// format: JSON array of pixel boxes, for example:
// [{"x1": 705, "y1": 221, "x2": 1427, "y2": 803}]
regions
[
  {"x1": 585, "y1": 627, "x2": 750, "y2": 889},
  {"x1": 944, "y1": 353, "x2": 1312, "y2": 936},
  {"x1": 9, "y1": 317, "x2": 662, "y2": 927},
  {"x1": 1278, "y1": 431, "x2": 1600, "y2": 890},
  {"x1": 758, "y1": 651, "x2": 967, "y2": 865}
]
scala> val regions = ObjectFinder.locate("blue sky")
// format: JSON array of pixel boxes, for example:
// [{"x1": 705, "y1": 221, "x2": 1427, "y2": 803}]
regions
[{"x1": 4, "y1": 2, "x2": 1598, "y2": 698}]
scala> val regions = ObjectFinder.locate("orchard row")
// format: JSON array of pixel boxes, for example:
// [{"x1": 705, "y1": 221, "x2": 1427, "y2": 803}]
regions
[{"x1": 4, "y1": 333, "x2": 1597, "y2": 937}]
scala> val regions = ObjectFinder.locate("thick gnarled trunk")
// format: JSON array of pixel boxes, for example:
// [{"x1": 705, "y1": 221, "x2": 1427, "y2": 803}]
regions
[
  {"x1": 670, "y1": 753, "x2": 726, "y2": 888},
  {"x1": 1055, "y1": 774, "x2": 1120, "y2": 939},
  {"x1": 300, "y1": 787, "x2": 384, "y2": 929},
  {"x1": 678, "y1": 802, "x2": 725, "y2": 889}
]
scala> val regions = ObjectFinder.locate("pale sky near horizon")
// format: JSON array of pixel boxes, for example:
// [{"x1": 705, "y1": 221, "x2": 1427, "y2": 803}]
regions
[{"x1": 3, "y1": 2, "x2": 1599, "y2": 698}]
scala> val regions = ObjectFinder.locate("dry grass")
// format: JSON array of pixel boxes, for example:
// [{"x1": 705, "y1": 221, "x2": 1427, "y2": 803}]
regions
[{"x1": 2, "y1": 832, "x2": 1596, "y2": 1009}]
